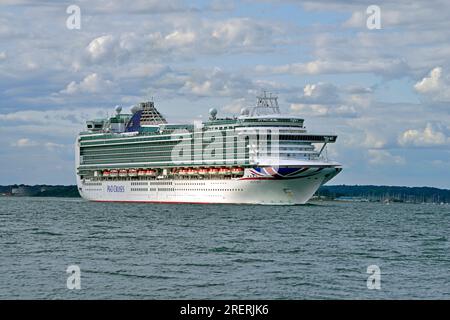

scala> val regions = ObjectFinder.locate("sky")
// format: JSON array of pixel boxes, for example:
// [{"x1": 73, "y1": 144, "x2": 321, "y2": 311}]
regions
[{"x1": 0, "y1": 0, "x2": 449, "y2": 188}]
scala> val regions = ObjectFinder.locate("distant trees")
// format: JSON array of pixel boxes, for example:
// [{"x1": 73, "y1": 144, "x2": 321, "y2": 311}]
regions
[
  {"x1": 0, "y1": 185, "x2": 80, "y2": 197},
  {"x1": 317, "y1": 185, "x2": 450, "y2": 203}
]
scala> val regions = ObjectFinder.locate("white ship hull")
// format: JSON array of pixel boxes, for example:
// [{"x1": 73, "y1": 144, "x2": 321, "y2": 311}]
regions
[{"x1": 76, "y1": 167, "x2": 341, "y2": 205}]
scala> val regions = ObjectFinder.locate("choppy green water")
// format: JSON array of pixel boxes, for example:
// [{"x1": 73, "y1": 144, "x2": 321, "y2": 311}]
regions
[{"x1": 0, "y1": 197, "x2": 449, "y2": 299}]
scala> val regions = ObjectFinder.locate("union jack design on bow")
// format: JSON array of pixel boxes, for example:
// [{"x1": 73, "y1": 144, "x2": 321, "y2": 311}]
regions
[{"x1": 245, "y1": 167, "x2": 324, "y2": 180}]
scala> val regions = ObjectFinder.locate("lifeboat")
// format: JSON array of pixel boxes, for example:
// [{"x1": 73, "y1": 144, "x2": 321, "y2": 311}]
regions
[
  {"x1": 187, "y1": 168, "x2": 197, "y2": 175},
  {"x1": 119, "y1": 169, "x2": 128, "y2": 177},
  {"x1": 231, "y1": 167, "x2": 244, "y2": 175},
  {"x1": 208, "y1": 168, "x2": 219, "y2": 175},
  {"x1": 102, "y1": 170, "x2": 110, "y2": 177},
  {"x1": 110, "y1": 169, "x2": 118, "y2": 177},
  {"x1": 180, "y1": 168, "x2": 188, "y2": 175},
  {"x1": 198, "y1": 168, "x2": 208, "y2": 175},
  {"x1": 138, "y1": 169, "x2": 146, "y2": 177},
  {"x1": 128, "y1": 169, "x2": 138, "y2": 177},
  {"x1": 145, "y1": 169, "x2": 156, "y2": 176},
  {"x1": 219, "y1": 167, "x2": 230, "y2": 175}
]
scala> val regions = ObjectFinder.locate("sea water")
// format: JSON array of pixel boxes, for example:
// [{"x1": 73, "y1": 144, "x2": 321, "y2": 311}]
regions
[{"x1": 0, "y1": 197, "x2": 448, "y2": 299}]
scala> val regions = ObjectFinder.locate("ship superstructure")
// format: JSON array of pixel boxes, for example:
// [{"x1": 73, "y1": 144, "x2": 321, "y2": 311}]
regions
[{"x1": 76, "y1": 93, "x2": 342, "y2": 204}]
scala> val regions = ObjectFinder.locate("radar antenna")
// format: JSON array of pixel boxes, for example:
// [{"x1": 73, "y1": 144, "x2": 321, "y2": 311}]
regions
[{"x1": 250, "y1": 91, "x2": 280, "y2": 116}]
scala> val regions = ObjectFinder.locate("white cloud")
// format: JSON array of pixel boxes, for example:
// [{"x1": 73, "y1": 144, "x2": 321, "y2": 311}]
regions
[
  {"x1": 208, "y1": 0, "x2": 234, "y2": 12},
  {"x1": 11, "y1": 138, "x2": 39, "y2": 148},
  {"x1": 367, "y1": 149, "x2": 405, "y2": 165},
  {"x1": 298, "y1": 0, "x2": 450, "y2": 30},
  {"x1": 86, "y1": 0, "x2": 188, "y2": 14},
  {"x1": 10, "y1": 138, "x2": 67, "y2": 150},
  {"x1": 0, "y1": 51, "x2": 6, "y2": 60},
  {"x1": 343, "y1": 8, "x2": 405, "y2": 28},
  {"x1": 288, "y1": 82, "x2": 360, "y2": 118},
  {"x1": 210, "y1": 18, "x2": 280, "y2": 49},
  {"x1": 414, "y1": 67, "x2": 443, "y2": 93},
  {"x1": 290, "y1": 103, "x2": 357, "y2": 118},
  {"x1": 255, "y1": 58, "x2": 409, "y2": 77},
  {"x1": 222, "y1": 98, "x2": 248, "y2": 114},
  {"x1": 121, "y1": 63, "x2": 170, "y2": 79},
  {"x1": 0, "y1": 108, "x2": 108, "y2": 127},
  {"x1": 398, "y1": 123, "x2": 449, "y2": 147},
  {"x1": 0, "y1": 109, "x2": 111, "y2": 161},
  {"x1": 301, "y1": 82, "x2": 339, "y2": 102},
  {"x1": 79, "y1": 17, "x2": 286, "y2": 66},
  {"x1": 342, "y1": 11, "x2": 366, "y2": 28},
  {"x1": 61, "y1": 73, "x2": 115, "y2": 95},
  {"x1": 86, "y1": 35, "x2": 118, "y2": 62},
  {"x1": 414, "y1": 67, "x2": 450, "y2": 102},
  {"x1": 179, "y1": 67, "x2": 253, "y2": 98},
  {"x1": 290, "y1": 82, "x2": 338, "y2": 105},
  {"x1": 347, "y1": 93, "x2": 372, "y2": 109},
  {"x1": 164, "y1": 30, "x2": 197, "y2": 47},
  {"x1": 84, "y1": 33, "x2": 141, "y2": 64},
  {"x1": 43, "y1": 142, "x2": 66, "y2": 150},
  {"x1": 363, "y1": 132, "x2": 387, "y2": 149}
]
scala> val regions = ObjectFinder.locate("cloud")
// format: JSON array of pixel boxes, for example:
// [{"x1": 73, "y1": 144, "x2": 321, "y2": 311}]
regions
[
  {"x1": 83, "y1": 33, "x2": 147, "y2": 66},
  {"x1": 86, "y1": 35, "x2": 117, "y2": 62},
  {"x1": 120, "y1": 63, "x2": 171, "y2": 80},
  {"x1": 78, "y1": 16, "x2": 286, "y2": 66},
  {"x1": 363, "y1": 132, "x2": 387, "y2": 149},
  {"x1": 415, "y1": 67, "x2": 442, "y2": 93},
  {"x1": 414, "y1": 67, "x2": 450, "y2": 102},
  {"x1": 175, "y1": 67, "x2": 291, "y2": 100},
  {"x1": 0, "y1": 108, "x2": 109, "y2": 128},
  {"x1": 222, "y1": 98, "x2": 248, "y2": 114},
  {"x1": 86, "y1": 0, "x2": 190, "y2": 15},
  {"x1": 61, "y1": 73, "x2": 115, "y2": 95},
  {"x1": 342, "y1": 7, "x2": 406, "y2": 29},
  {"x1": 0, "y1": 51, "x2": 6, "y2": 60},
  {"x1": 208, "y1": 0, "x2": 235, "y2": 12},
  {"x1": 43, "y1": 142, "x2": 66, "y2": 150},
  {"x1": 178, "y1": 67, "x2": 255, "y2": 98},
  {"x1": 164, "y1": 30, "x2": 197, "y2": 47},
  {"x1": 367, "y1": 149, "x2": 405, "y2": 165},
  {"x1": 295, "y1": 0, "x2": 450, "y2": 30},
  {"x1": 398, "y1": 123, "x2": 449, "y2": 147},
  {"x1": 210, "y1": 18, "x2": 282, "y2": 50},
  {"x1": 288, "y1": 82, "x2": 363, "y2": 118},
  {"x1": 11, "y1": 138, "x2": 39, "y2": 148},
  {"x1": 10, "y1": 138, "x2": 66, "y2": 150},
  {"x1": 290, "y1": 103, "x2": 357, "y2": 118},
  {"x1": 255, "y1": 58, "x2": 409, "y2": 77},
  {"x1": 302, "y1": 83, "x2": 339, "y2": 102},
  {"x1": 2, "y1": 0, "x2": 190, "y2": 14}
]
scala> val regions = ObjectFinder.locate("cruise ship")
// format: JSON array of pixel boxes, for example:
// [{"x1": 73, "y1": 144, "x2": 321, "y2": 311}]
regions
[{"x1": 75, "y1": 93, "x2": 342, "y2": 204}]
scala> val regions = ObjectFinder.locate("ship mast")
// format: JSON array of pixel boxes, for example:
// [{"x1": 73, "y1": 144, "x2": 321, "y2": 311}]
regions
[{"x1": 250, "y1": 91, "x2": 281, "y2": 116}]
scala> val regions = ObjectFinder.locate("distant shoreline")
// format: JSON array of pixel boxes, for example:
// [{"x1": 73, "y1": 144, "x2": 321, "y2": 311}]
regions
[{"x1": 1, "y1": 184, "x2": 449, "y2": 204}]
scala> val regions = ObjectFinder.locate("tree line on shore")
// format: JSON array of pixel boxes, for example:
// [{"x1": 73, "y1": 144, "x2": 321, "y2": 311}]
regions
[{"x1": 317, "y1": 185, "x2": 450, "y2": 203}]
